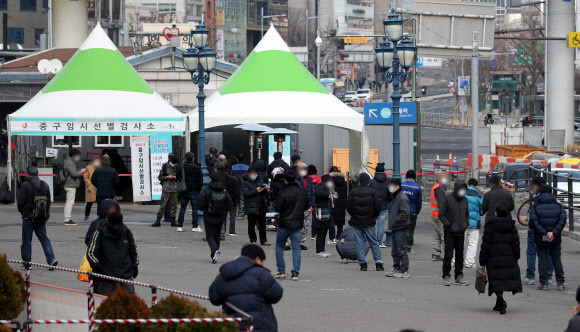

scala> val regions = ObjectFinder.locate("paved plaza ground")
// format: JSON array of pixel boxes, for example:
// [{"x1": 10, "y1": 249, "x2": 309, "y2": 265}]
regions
[{"x1": 1, "y1": 202, "x2": 579, "y2": 331}]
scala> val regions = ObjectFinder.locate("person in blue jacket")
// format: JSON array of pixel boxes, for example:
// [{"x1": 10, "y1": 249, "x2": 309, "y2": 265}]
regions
[
  {"x1": 529, "y1": 181, "x2": 567, "y2": 291},
  {"x1": 464, "y1": 178, "x2": 482, "y2": 268},
  {"x1": 209, "y1": 244, "x2": 283, "y2": 332},
  {"x1": 402, "y1": 170, "x2": 422, "y2": 251}
]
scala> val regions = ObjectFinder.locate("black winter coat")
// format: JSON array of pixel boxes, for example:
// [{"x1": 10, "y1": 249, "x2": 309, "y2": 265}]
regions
[
  {"x1": 209, "y1": 257, "x2": 283, "y2": 332},
  {"x1": 330, "y1": 172, "x2": 347, "y2": 226},
  {"x1": 346, "y1": 185, "x2": 382, "y2": 228},
  {"x1": 482, "y1": 186, "x2": 515, "y2": 222},
  {"x1": 87, "y1": 223, "x2": 138, "y2": 280},
  {"x1": 369, "y1": 172, "x2": 392, "y2": 211},
  {"x1": 90, "y1": 166, "x2": 120, "y2": 199},
  {"x1": 529, "y1": 192, "x2": 567, "y2": 245},
  {"x1": 388, "y1": 189, "x2": 410, "y2": 231},
  {"x1": 312, "y1": 184, "x2": 334, "y2": 229},
  {"x1": 252, "y1": 159, "x2": 269, "y2": 185},
  {"x1": 439, "y1": 181, "x2": 469, "y2": 235},
  {"x1": 335, "y1": 226, "x2": 369, "y2": 260},
  {"x1": 267, "y1": 159, "x2": 290, "y2": 180},
  {"x1": 479, "y1": 216, "x2": 522, "y2": 296},
  {"x1": 270, "y1": 174, "x2": 285, "y2": 203},
  {"x1": 17, "y1": 177, "x2": 51, "y2": 221},
  {"x1": 218, "y1": 170, "x2": 241, "y2": 205},
  {"x1": 241, "y1": 174, "x2": 268, "y2": 215},
  {"x1": 176, "y1": 162, "x2": 203, "y2": 193},
  {"x1": 274, "y1": 182, "x2": 310, "y2": 230},
  {"x1": 198, "y1": 181, "x2": 233, "y2": 224},
  {"x1": 85, "y1": 199, "x2": 119, "y2": 247}
]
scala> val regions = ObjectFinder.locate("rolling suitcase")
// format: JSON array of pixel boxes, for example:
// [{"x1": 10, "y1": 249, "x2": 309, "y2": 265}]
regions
[{"x1": 475, "y1": 267, "x2": 487, "y2": 294}]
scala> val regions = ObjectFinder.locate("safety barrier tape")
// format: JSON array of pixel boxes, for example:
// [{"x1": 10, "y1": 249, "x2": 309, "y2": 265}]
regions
[
  {"x1": 29, "y1": 318, "x2": 245, "y2": 324},
  {"x1": 18, "y1": 173, "x2": 132, "y2": 177}
]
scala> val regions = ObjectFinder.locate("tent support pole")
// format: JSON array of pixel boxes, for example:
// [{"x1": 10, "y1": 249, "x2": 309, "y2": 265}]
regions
[
  {"x1": 185, "y1": 117, "x2": 191, "y2": 153},
  {"x1": 7, "y1": 118, "x2": 11, "y2": 191}
]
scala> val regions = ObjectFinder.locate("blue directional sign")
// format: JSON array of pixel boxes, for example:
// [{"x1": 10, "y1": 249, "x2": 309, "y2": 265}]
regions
[{"x1": 363, "y1": 102, "x2": 418, "y2": 124}]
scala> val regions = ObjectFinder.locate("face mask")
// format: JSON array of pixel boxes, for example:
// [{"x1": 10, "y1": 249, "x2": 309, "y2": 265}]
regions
[
  {"x1": 249, "y1": 174, "x2": 257, "y2": 181},
  {"x1": 457, "y1": 189, "x2": 466, "y2": 197},
  {"x1": 298, "y1": 170, "x2": 308, "y2": 178},
  {"x1": 440, "y1": 178, "x2": 448, "y2": 185},
  {"x1": 93, "y1": 161, "x2": 101, "y2": 167},
  {"x1": 325, "y1": 182, "x2": 334, "y2": 190},
  {"x1": 388, "y1": 186, "x2": 396, "y2": 193},
  {"x1": 73, "y1": 156, "x2": 80, "y2": 162}
]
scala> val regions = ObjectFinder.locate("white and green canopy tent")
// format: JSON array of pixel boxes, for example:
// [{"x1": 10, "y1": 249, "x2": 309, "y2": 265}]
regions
[
  {"x1": 187, "y1": 25, "x2": 368, "y2": 173},
  {"x1": 7, "y1": 24, "x2": 185, "y2": 186}
]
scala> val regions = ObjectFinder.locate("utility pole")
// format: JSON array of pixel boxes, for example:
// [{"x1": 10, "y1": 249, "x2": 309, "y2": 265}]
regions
[
  {"x1": 2, "y1": 13, "x2": 7, "y2": 51},
  {"x1": 316, "y1": 0, "x2": 320, "y2": 80},
  {"x1": 471, "y1": 31, "x2": 479, "y2": 176}
]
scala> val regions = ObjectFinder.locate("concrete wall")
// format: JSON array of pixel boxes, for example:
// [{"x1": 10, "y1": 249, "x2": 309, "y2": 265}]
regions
[
  {"x1": 0, "y1": 1, "x2": 48, "y2": 49},
  {"x1": 53, "y1": 0, "x2": 88, "y2": 48}
]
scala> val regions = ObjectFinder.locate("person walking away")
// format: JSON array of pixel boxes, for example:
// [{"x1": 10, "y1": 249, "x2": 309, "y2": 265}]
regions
[
  {"x1": 369, "y1": 163, "x2": 391, "y2": 248},
  {"x1": 209, "y1": 244, "x2": 283, "y2": 332},
  {"x1": 108, "y1": 149, "x2": 129, "y2": 200},
  {"x1": 464, "y1": 178, "x2": 483, "y2": 268},
  {"x1": 313, "y1": 175, "x2": 335, "y2": 258},
  {"x1": 85, "y1": 199, "x2": 120, "y2": 247},
  {"x1": 176, "y1": 152, "x2": 204, "y2": 233},
  {"x1": 308, "y1": 165, "x2": 321, "y2": 185},
  {"x1": 267, "y1": 152, "x2": 289, "y2": 180},
  {"x1": 232, "y1": 153, "x2": 250, "y2": 179},
  {"x1": 294, "y1": 163, "x2": 314, "y2": 249},
  {"x1": 217, "y1": 162, "x2": 240, "y2": 238},
  {"x1": 242, "y1": 166, "x2": 270, "y2": 245},
  {"x1": 90, "y1": 155, "x2": 119, "y2": 214},
  {"x1": 270, "y1": 167, "x2": 286, "y2": 203},
  {"x1": 346, "y1": 173, "x2": 384, "y2": 272},
  {"x1": 18, "y1": 166, "x2": 58, "y2": 270},
  {"x1": 385, "y1": 178, "x2": 411, "y2": 278},
  {"x1": 83, "y1": 156, "x2": 100, "y2": 221},
  {"x1": 565, "y1": 286, "x2": 580, "y2": 332},
  {"x1": 430, "y1": 171, "x2": 448, "y2": 261},
  {"x1": 529, "y1": 182, "x2": 567, "y2": 291},
  {"x1": 522, "y1": 177, "x2": 554, "y2": 285},
  {"x1": 439, "y1": 181, "x2": 470, "y2": 286},
  {"x1": 329, "y1": 166, "x2": 347, "y2": 241},
  {"x1": 152, "y1": 154, "x2": 180, "y2": 227},
  {"x1": 63, "y1": 148, "x2": 86, "y2": 226},
  {"x1": 274, "y1": 170, "x2": 310, "y2": 281},
  {"x1": 479, "y1": 202, "x2": 522, "y2": 315},
  {"x1": 401, "y1": 170, "x2": 422, "y2": 252},
  {"x1": 206, "y1": 147, "x2": 218, "y2": 171},
  {"x1": 198, "y1": 172, "x2": 233, "y2": 263},
  {"x1": 482, "y1": 175, "x2": 514, "y2": 222},
  {"x1": 87, "y1": 211, "x2": 139, "y2": 296}
]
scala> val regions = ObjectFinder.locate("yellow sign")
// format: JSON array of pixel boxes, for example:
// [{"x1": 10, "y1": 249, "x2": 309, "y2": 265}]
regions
[
  {"x1": 344, "y1": 36, "x2": 368, "y2": 44},
  {"x1": 569, "y1": 32, "x2": 580, "y2": 48},
  {"x1": 217, "y1": 10, "x2": 224, "y2": 26}
]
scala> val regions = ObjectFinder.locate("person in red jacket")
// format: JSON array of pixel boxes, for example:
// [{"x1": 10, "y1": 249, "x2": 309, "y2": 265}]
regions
[{"x1": 307, "y1": 165, "x2": 321, "y2": 185}]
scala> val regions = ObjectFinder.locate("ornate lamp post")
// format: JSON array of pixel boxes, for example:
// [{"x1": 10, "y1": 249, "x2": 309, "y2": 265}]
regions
[{"x1": 375, "y1": 9, "x2": 417, "y2": 178}]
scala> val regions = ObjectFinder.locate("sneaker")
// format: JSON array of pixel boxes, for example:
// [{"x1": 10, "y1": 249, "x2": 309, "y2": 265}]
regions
[
  {"x1": 327, "y1": 240, "x2": 334, "y2": 245},
  {"x1": 261, "y1": 242, "x2": 272, "y2": 246},
  {"x1": 192, "y1": 227, "x2": 203, "y2": 233},
  {"x1": 393, "y1": 271, "x2": 410, "y2": 278},
  {"x1": 283, "y1": 245, "x2": 291, "y2": 251},
  {"x1": 316, "y1": 252, "x2": 329, "y2": 258},
  {"x1": 311, "y1": 237, "x2": 315, "y2": 241},
  {"x1": 228, "y1": 233, "x2": 238, "y2": 237},
  {"x1": 385, "y1": 269, "x2": 396, "y2": 277},
  {"x1": 432, "y1": 255, "x2": 443, "y2": 262},
  {"x1": 537, "y1": 283, "x2": 549, "y2": 291},
  {"x1": 360, "y1": 263, "x2": 368, "y2": 271},
  {"x1": 379, "y1": 242, "x2": 387, "y2": 248},
  {"x1": 176, "y1": 227, "x2": 183, "y2": 232},
  {"x1": 557, "y1": 283, "x2": 566, "y2": 291},
  {"x1": 375, "y1": 262, "x2": 385, "y2": 271},
  {"x1": 324, "y1": 251, "x2": 331, "y2": 257},
  {"x1": 443, "y1": 275, "x2": 451, "y2": 286},
  {"x1": 64, "y1": 220, "x2": 77, "y2": 226},
  {"x1": 48, "y1": 259, "x2": 58, "y2": 271},
  {"x1": 455, "y1": 275, "x2": 470, "y2": 286},
  {"x1": 464, "y1": 264, "x2": 476, "y2": 269},
  {"x1": 300, "y1": 245, "x2": 308, "y2": 250},
  {"x1": 273, "y1": 272, "x2": 286, "y2": 279},
  {"x1": 84, "y1": 216, "x2": 89, "y2": 221},
  {"x1": 340, "y1": 258, "x2": 349, "y2": 264},
  {"x1": 290, "y1": 271, "x2": 299, "y2": 281},
  {"x1": 212, "y1": 250, "x2": 220, "y2": 264},
  {"x1": 522, "y1": 277, "x2": 536, "y2": 285}
]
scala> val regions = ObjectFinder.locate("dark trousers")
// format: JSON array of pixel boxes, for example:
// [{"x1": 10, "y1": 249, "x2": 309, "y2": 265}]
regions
[
  {"x1": 392, "y1": 230, "x2": 409, "y2": 273},
  {"x1": 248, "y1": 209, "x2": 267, "y2": 243},
  {"x1": 496, "y1": 292, "x2": 504, "y2": 304},
  {"x1": 178, "y1": 191, "x2": 199, "y2": 227},
  {"x1": 407, "y1": 214, "x2": 417, "y2": 247},
  {"x1": 328, "y1": 225, "x2": 344, "y2": 241},
  {"x1": 205, "y1": 223, "x2": 223, "y2": 257},
  {"x1": 85, "y1": 201, "x2": 94, "y2": 218},
  {"x1": 537, "y1": 240, "x2": 565, "y2": 284},
  {"x1": 95, "y1": 279, "x2": 135, "y2": 296},
  {"x1": 315, "y1": 227, "x2": 328, "y2": 253},
  {"x1": 221, "y1": 203, "x2": 238, "y2": 235},
  {"x1": 21, "y1": 219, "x2": 55, "y2": 263},
  {"x1": 443, "y1": 230, "x2": 465, "y2": 278}
]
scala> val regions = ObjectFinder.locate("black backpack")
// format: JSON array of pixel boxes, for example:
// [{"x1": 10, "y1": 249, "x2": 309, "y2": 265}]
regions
[
  {"x1": 208, "y1": 189, "x2": 228, "y2": 217},
  {"x1": 29, "y1": 180, "x2": 50, "y2": 223}
]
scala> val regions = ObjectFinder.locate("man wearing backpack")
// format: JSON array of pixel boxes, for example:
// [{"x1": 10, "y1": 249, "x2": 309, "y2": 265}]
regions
[
  {"x1": 198, "y1": 172, "x2": 233, "y2": 264},
  {"x1": 18, "y1": 166, "x2": 58, "y2": 270}
]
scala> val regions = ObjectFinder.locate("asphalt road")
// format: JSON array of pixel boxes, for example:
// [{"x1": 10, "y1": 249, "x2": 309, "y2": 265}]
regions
[
  {"x1": 1, "y1": 202, "x2": 579, "y2": 331},
  {"x1": 420, "y1": 127, "x2": 472, "y2": 167}
]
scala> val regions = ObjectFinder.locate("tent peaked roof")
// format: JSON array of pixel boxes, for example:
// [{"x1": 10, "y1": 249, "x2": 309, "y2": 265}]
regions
[{"x1": 188, "y1": 25, "x2": 364, "y2": 132}]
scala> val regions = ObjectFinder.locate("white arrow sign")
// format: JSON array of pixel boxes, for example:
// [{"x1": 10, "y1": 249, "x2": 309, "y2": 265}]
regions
[{"x1": 369, "y1": 109, "x2": 378, "y2": 117}]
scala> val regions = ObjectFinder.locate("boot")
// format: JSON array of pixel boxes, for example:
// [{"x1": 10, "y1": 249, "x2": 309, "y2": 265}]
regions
[
  {"x1": 375, "y1": 262, "x2": 385, "y2": 271},
  {"x1": 151, "y1": 218, "x2": 161, "y2": 227},
  {"x1": 170, "y1": 219, "x2": 178, "y2": 227},
  {"x1": 360, "y1": 263, "x2": 368, "y2": 271}
]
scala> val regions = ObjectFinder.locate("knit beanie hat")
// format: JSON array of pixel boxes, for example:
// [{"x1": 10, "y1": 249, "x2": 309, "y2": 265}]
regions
[{"x1": 359, "y1": 173, "x2": 371, "y2": 186}]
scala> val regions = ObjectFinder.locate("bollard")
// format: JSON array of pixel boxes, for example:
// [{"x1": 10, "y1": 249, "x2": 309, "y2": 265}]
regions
[
  {"x1": 88, "y1": 275, "x2": 95, "y2": 332},
  {"x1": 25, "y1": 263, "x2": 32, "y2": 332}
]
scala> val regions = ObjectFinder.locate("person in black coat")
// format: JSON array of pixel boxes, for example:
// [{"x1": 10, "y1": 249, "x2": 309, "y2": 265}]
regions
[
  {"x1": 482, "y1": 175, "x2": 515, "y2": 222},
  {"x1": 329, "y1": 167, "x2": 347, "y2": 241},
  {"x1": 216, "y1": 161, "x2": 240, "y2": 238},
  {"x1": 176, "y1": 152, "x2": 204, "y2": 231},
  {"x1": 90, "y1": 155, "x2": 120, "y2": 212},
  {"x1": 267, "y1": 152, "x2": 290, "y2": 180},
  {"x1": 369, "y1": 163, "x2": 392, "y2": 245},
  {"x1": 479, "y1": 202, "x2": 522, "y2": 315},
  {"x1": 242, "y1": 166, "x2": 270, "y2": 245},
  {"x1": 252, "y1": 159, "x2": 270, "y2": 185},
  {"x1": 85, "y1": 199, "x2": 120, "y2": 247},
  {"x1": 209, "y1": 244, "x2": 283, "y2": 332},
  {"x1": 312, "y1": 175, "x2": 336, "y2": 257}
]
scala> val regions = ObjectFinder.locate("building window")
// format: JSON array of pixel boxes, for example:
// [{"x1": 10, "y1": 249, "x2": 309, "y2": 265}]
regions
[
  {"x1": 7, "y1": 28, "x2": 25, "y2": 45},
  {"x1": 35, "y1": 29, "x2": 44, "y2": 45},
  {"x1": 52, "y1": 136, "x2": 81, "y2": 148},
  {"x1": 20, "y1": 0, "x2": 36, "y2": 11},
  {"x1": 196, "y1": 5, "x2": 203, "y2": 17},
  {"x1": 0, "y1": 0, "x2": 7, "y2": 11},
  {"x1": 42, "y1": 0, "x2": 48, "y2": 11},
  {"x1": 95, "y1": 136, "x2": 124, "y2": 147}
]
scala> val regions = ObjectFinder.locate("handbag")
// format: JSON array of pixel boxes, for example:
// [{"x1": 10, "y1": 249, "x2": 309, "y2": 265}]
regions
[
  {"x1": 177, "y1": 165, "x2": 187, "y2": 194},
  {"x1": 475, "y1": 267, "x2": 487, "y2": 294},
  {"x1": 77, "y1": 253, "x2": 92, "y2": 282}
]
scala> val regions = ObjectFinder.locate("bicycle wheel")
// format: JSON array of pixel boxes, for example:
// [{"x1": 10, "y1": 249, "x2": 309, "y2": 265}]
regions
[{"x1": 517, "y1": 199, "x2": 532, "y2": 226}]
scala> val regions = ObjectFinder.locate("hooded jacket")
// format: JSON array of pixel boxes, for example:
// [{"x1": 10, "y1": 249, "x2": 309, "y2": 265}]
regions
[
  {"x1": 369, "y1": 172, "x2": 391, "y2": 211},
  {"x1": 87, "y1": 220, "x2": 138, "y2": 280},
  {"x1": 274, "y1": 182, "x2": 310, "y2": 230},
  {"x1": 267, "y1": 159, "x2": 289, "y2": 180},
  {"x1": 85, "y1": 199, "x2": 120, "y2": 246},
  {"x1": 465, "y1": 187, "x2": 483, "y2": 229},
  {"x1": 330, "y1": 172, "x2": 347, "y2": 226},
  {"x1": 479, "y1": 216, "x2": 522, "y2": 296},
  {"x1": 346, "y1": 185, "x2": 382, "y2": 228},
  {"x1": 209, "y1": 257, "x2": 283, "y2": 332},
  {"x1": 198, "y1": 181, "x2": 233, "y2": 224},
  {"x1": 439, "y1": 181, "x2": 469, "y2": 235},
  {"x1": 335, "y1": 226, "x2": 369, "y2": 260},
  {"x1": 312, "y1": 183, "x2": 334, "y2": 229},
  {"x1": 388, "y1": 189, "x2": 410, "y2": 231},
  {"x1": 241, "y1": 174, "x2": 268, "y2": 215},
  {"x1": 252, "y1": 159, "x2": 269, "y2": 184},
  {"x1": 218, "y1": 169, "x2": 241, "y2": 205},
  {"x1": 529, "y1": 192, "x2": 567, "y2": 243}
]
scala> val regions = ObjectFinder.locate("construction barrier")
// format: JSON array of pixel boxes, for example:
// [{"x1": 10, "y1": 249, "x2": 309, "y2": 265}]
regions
[{"x1": 468, "y1": 153, "x2": 580, "y2": 174}]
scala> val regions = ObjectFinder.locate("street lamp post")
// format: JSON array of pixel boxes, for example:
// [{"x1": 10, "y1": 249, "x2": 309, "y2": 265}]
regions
[
  {"x1": 315, "y1": 26, "x2": 327, "y2": 81},
  {"x1": 183, "y1": 24, "x2": 217, "y2": 195},
  {"x1": 375, "y1": 9, "x2": 417, "y2": 178}
]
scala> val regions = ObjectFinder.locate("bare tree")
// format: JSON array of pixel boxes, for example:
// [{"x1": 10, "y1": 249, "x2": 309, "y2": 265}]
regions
[{"x1": 287, "y1": 7, "x2": 307, "y2": 47}]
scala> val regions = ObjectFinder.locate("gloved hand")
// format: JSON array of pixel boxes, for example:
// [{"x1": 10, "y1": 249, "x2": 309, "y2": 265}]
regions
[{"x1": 133, "y1": 266, "x2": 139, "y2": 279}]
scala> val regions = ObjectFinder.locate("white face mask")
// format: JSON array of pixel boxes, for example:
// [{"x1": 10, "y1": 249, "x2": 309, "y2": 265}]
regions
[
  {"x1": 298, "y1": 170, "x2": 308, "y2": 178},
  {"x1": 325, "y1": 182, "x2": 334, "y2": 190},
  {"x1": 457, "y1": 189, "x2": 466, "y2": 197},
  {"x1": 440, "y1": 178, "x2": 448, "y2": 185},
  {"x1": 249, "y1": 174, "x2": 257, "y2": 181}
]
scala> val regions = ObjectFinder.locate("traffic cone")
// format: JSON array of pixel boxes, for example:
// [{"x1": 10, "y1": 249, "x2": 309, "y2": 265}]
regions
[
  {"x1": 448, "y1": 153, "x2": 453, "y2": 167},
  {"x1": 453, "y1": 156, "x2": 458, "y2": 171}
]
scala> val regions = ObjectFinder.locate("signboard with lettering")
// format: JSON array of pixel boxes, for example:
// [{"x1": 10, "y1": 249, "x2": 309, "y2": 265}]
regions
[
  {"x1": 268, "y1": 135, "x2": 291, "y2": 165},
  {"x1": 363, "y1": 102, "x2": 418, "y2": 124},
  {"x1": 344, "y1": 36, "x2": 368, "y2": 44},
  {"x1": 131, "y1": 136, "x2": 152, "y2": 202},
  {"x1": 150, "y1": 134, "x2": 172, "y2": 200}
]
